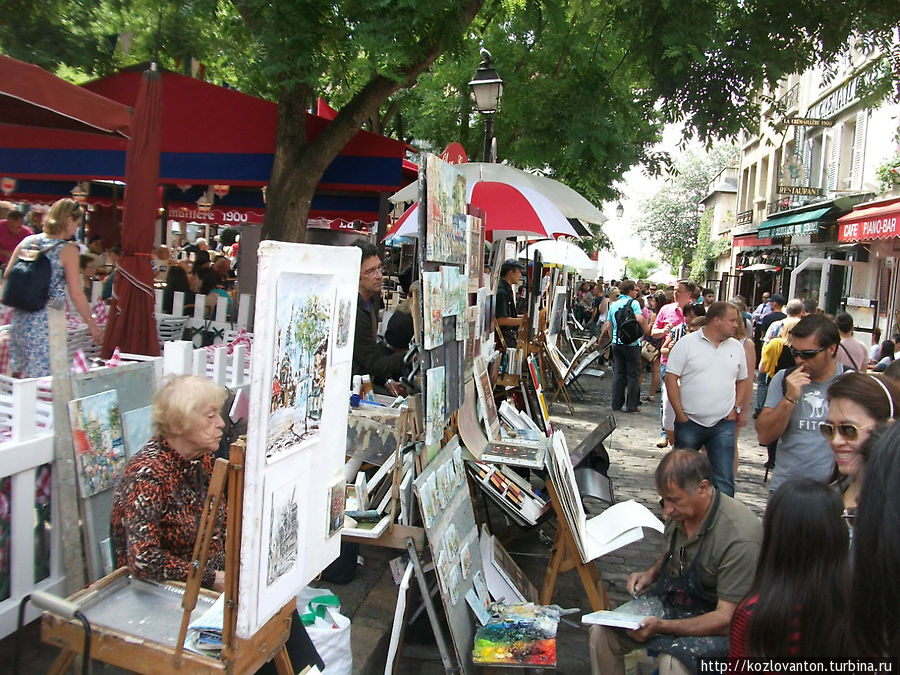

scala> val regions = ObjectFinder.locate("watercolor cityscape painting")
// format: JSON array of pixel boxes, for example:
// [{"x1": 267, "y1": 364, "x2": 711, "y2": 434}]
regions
[{"x1": 267, "y1": 272, "x2": 333, "y2": 461}]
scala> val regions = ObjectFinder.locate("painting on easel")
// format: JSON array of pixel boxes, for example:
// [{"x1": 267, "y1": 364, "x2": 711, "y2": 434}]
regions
[
  {"x1": 240, "y1": 242, "x2": 360, "y2": 638},
  {"x1": 267, "y1": 272, "x2": 333, "y2": 462},
  {"x1": 68, "y1": 390, "x2": 127, "y2": 497}
]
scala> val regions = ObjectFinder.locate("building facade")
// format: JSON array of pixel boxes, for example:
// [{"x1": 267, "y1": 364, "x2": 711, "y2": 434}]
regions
[{"x1": 726, "y1": 46, "x2": 900, "y2": 338}]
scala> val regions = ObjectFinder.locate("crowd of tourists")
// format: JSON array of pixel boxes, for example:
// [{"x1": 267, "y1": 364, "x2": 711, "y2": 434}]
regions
[{"x1": 580, "y1": 276, "x2": 898, "y2": 670}]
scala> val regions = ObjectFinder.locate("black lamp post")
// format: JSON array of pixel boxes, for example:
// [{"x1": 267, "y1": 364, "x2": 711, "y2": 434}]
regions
[{"x1": 468, "y1": 48, "x2": 503, "y2": 163}]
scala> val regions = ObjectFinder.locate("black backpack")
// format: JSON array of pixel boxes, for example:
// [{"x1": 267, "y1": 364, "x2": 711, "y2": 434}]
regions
[
  {"x1": 2, "y1": 239, "x2": 64, "y2": 312},
  {"x1": 614, "y1": 300, "x2": 642, "y2": 344}
]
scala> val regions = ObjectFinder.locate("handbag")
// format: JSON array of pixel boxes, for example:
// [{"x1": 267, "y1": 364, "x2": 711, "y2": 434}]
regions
[
  {"x1": 1, "y1": 239, "x2": 64, "y2": 312},
  {"x1": 641, "y1": 340, "x2": 660, "y2": 362}
]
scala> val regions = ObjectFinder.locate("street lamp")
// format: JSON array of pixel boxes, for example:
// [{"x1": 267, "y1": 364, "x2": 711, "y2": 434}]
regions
[
  {"x1": 468, "y1": 48, "x2": 503, "y2": 163},
  {"x1": 622, "y1": 256, "x2": 630, "y2": 279},
  {"x1": 616, "y1": 202, "x2": 624, "y2": 218}
]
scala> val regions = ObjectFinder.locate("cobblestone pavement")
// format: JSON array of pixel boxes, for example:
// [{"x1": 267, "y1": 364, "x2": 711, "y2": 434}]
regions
[{"x1": 0, "y1": 366, "x2": 771, "y2": 675}]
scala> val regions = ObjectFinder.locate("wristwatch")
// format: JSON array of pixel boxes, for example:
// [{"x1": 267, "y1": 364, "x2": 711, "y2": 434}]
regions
[{"x1": 734, "y1": 406, "x2": 743, "y2": 414}]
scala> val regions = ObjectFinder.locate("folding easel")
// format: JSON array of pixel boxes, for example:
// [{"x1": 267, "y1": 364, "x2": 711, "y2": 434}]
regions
[
  {"x1": 539, "y1": 479, "x2": 609, "y2": 612},
  {"x1": 41, "y1": 441, "x2": 299, "y2": 674}
]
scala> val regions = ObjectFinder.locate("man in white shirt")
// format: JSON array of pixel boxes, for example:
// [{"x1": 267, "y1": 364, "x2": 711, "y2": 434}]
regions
[{"x1": 664, "y1": 302, "x2": 750, "y2": 497}]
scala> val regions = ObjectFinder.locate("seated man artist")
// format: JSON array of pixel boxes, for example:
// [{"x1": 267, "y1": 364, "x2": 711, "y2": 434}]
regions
[
  {"x1": 110, "y1": 375, "x2": 323, "y2": 672},
  {"x1": 590, "y1": 450, "x2": 762, "y2": 675},
  {"x1": 495, "y1": 258, "x2": 527, "y2": 346},
  {"x1": 352, "y1": 238, "x2": 407, "y2": 392}
]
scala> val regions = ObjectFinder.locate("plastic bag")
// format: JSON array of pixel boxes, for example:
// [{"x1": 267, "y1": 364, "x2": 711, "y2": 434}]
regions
[{"x1": 298, "y1": 588, "x2": 352, "y2": 675}]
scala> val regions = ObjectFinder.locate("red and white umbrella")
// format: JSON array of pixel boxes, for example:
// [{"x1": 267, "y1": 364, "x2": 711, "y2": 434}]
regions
[{"x1": 386, "y1": 181, "x2": 579, "y2": 241}]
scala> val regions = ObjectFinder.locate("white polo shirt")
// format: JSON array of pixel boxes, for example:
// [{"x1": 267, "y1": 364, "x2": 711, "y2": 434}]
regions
[{"x1": 666, "y1": 328, "x2": 748, "y2": 427}]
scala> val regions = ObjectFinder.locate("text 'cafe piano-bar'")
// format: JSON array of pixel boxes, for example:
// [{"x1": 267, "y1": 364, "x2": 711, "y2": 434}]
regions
[{"x1": 837, "y1": 196, "x2": 900, "y2": 243}]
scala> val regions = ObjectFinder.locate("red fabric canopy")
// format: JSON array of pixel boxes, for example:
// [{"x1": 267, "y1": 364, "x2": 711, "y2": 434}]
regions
[
  {"x1": 837, "y1": 198, "x2": 900, "y2": 242},
  {"x1": 0, "y1": 54, "x2": 132, "y2": 137},
  {"x1": 102, "y1": 68, "x2": 162, "y2": 359}
]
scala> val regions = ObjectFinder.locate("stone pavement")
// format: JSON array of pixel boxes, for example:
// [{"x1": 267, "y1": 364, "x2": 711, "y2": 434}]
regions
[{"x1": 0, "y1": 366, "x2": 771, "y2": 674}]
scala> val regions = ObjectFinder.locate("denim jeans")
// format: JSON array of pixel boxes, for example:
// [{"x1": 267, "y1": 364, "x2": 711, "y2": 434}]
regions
[
  {"x1": 673, "y1": 417, "x2": 736, "y2": 496},
  {"x1": 611, "y1": 344, "x2": 642, "y2": 412},
  {"x1": 659, "y1": 363, "x2": 667, "y2": 436}
]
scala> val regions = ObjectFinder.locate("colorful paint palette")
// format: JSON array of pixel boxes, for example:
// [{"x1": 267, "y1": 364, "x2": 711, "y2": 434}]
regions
[{"x1": 471, "y1": 603, "x2": 559, "y2": 666}]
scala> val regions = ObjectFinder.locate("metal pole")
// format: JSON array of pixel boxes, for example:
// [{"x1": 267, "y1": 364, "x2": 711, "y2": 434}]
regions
[
  {"x1": 483, "y1": 115, "x2": 494, "y2": 164},
  {"x1": 405, "y1": 537, "x2": 457, "y2": 672}
]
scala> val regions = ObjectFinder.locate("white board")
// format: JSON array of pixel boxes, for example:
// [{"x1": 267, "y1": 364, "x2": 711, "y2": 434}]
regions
[{"x1": 237, "y1": 241, "x2": 361, "y2": 637}]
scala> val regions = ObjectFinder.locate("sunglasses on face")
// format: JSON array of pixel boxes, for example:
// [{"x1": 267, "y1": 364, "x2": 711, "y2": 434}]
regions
[
  {"x1": 818, "y1": 422, "x2": 876, "y2": 440},
  {"x1": 789, "y1": 345, "x2": 827, "y2": 360}
]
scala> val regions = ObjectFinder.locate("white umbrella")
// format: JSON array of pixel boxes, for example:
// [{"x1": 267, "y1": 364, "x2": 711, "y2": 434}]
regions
[
  {"x1": 389, "y1": 162, "x2": 606, "y2": 225},
  {"x1": 519, "y1": 240, "x2": 594, "y2": 273}
]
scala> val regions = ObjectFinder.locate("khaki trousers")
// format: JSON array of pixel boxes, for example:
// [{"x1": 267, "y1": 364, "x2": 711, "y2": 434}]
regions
[{"x1": 589, "y1": 625, "x2": 692, "y2": 675}]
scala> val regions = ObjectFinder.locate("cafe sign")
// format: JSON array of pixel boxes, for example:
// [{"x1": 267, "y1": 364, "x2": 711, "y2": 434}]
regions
[{"x1": 783, "y1": 117, "x2": 833, "y2": 127}]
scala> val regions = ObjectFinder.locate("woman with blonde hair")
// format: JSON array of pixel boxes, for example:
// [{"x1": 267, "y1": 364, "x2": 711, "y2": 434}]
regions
[{"x1": 3, "y1": 198, "x2": 102, "y2": 377}]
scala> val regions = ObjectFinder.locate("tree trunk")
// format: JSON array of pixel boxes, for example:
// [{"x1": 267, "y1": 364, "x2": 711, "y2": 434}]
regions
[{"x1": 261, "y1": 0, "x2": 486, "y2": 244}]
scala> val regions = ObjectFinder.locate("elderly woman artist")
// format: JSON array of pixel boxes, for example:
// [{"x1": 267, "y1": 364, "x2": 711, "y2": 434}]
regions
[{"x1": 110, "y1": 375, "x2": 227, "y2": 590}]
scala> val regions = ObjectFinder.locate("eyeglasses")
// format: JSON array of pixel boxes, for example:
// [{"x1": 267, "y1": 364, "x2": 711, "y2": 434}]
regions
[
  {"x1": 361, "y1": 265, "x2": 384, "y2": 278},
  {"x1": 818, "y1": 422, "x2": 876, "y2": 441},
  {"x1": 789, "y1": 345, "x2": 827, "y2": 360}
]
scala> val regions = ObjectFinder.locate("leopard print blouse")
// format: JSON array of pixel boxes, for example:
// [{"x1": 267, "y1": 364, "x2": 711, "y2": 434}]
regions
[{"x1": 110, "y1": 436, "x2": 226, "y2": 588}]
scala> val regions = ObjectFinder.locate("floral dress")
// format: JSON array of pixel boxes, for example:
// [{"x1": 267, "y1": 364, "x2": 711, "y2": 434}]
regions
[{"x1": 8, "y1": 234, "x2": 67, "y2": 378}]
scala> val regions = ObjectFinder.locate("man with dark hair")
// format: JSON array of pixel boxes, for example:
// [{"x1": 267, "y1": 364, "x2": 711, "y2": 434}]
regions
[
  {"x1": 755, "y1": 314, "x2": 844, "y2": 492},
  {"x1": 0, "y1": 208, "x2": 32, "y2": 268},
  {"x1": 701, "y1": 288, "x2": 715, "y2": 308},
  {"x1": 603, "y1": 279, "x2": 648, "y2": 412},
  {"x1": 664, "y1": 302, "x2": 749, "y2": 496},
  {"x1": 834, "y1": 312, "x2": 868, "y2": 372},
  {"x1": 495, "y1": 259, "x2": 526, "y2": 345},
  {"x1": 589, "y1": 450, "x2": 761, "y2": 675},
  {"x1": 352, "y1": 238, "x2": 405, "y2": 385}
]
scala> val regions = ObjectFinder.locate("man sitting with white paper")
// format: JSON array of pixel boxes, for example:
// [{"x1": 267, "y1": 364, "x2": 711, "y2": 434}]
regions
[{"x1": 588, "y1": 451, "x2": 761, "y2": 675}]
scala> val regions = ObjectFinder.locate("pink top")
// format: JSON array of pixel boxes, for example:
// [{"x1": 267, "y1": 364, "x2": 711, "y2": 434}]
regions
[
  {"x1": 654, "y1": 303, "x2": 684, "y2": 364},
  {"x1": 0, "y1": 220, "x2": 34, "y2": 264}
]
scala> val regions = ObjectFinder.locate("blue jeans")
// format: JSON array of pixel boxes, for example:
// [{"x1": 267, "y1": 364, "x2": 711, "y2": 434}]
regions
[
  {"x1": 673, "y1": 418, "x2": 736, "y2": 496},
  {"x1": 611, "y1": 344, "x2": 642, "y2": 411}
]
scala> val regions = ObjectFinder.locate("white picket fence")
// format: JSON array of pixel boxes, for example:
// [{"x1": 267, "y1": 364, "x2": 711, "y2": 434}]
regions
[
  {"x1": 154, "y1": 289, "x2": 253, "y2": 348},
  {"x1": 0, "y1": 339, "x2": 252, "y2": 639}
]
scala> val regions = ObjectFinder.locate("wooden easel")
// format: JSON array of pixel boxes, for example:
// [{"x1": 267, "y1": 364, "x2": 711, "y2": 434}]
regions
[
  {"x1": 539, "y1": 479, "x2": 609, "y2": 612},
  {"x1": 42, "y1": 440, "x2": 299, "y2": 674}
]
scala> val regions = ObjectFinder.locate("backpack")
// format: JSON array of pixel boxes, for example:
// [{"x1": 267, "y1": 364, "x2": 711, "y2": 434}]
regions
[
  {"x1": 613, "y1": 299, "x2": 642, "y2": 344},
  {"x1": 1, "y1": 239, "x2": 64, "y2": 312}
]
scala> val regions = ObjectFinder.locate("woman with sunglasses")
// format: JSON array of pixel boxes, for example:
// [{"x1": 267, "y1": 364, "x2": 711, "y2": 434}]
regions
[
  {"x1": 729, "y1": 479, "x2": 850, "y2": 657},
  {"x1": 823, "y1": 373, "x2": 900, "y2": 515}
]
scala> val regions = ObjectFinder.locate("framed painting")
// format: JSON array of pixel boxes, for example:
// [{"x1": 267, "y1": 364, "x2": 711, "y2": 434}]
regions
[{"x1": 67, "y1": 390, "x2": 127, "y2": 497}]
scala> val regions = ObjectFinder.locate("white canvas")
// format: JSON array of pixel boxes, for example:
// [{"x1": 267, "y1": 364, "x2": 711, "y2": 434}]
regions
[{"x1": 238, "y1": 241, "x2": 360, "y2": 638}]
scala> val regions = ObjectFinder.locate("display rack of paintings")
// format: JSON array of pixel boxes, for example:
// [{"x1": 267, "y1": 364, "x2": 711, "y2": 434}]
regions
[
  {"x1": 412, "y1": 437, "x2": 486, "y2": 673},
  {"x1": 417, "y1": 154, "x2": 475, "y2": 455},
  {"x1": 238, "y1": 242, "x2": 360, "y2": 638}
]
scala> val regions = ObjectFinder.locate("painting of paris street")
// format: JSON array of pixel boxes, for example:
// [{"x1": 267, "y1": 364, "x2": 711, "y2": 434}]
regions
[
  {"x1": 267, "y1": 272, "x2": 333, "y2": 461},
  {"x1": 68, "y1": 390, "x2": 127, "y2": 498}
]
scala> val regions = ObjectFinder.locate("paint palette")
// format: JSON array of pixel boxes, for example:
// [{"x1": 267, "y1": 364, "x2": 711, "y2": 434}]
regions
[{"x1": 471, "y1": 603, "x2": 559, "y2": 666}]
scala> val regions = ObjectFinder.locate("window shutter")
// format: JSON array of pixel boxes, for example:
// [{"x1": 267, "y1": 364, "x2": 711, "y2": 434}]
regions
[
  {"x1": 851, "y1": 110, "x2": 868, "y2": 190},
  {"x1": 827, "y1": 126, "x2": 841, "y2": 192}
]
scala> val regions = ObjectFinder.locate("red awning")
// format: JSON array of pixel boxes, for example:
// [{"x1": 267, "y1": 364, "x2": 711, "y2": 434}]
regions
[
  {"x1": 0, "y1": 54, "x2": 132, "y2": 137},
  {"x1": 837, "y1": 198, "x2": 900, "y2": 242},
  {"x1": 733, "y1": 234, "x2": 773, "y2": 248},
  {"x1": 167, "y1": 202, "x2": 265, "y2": 226}
]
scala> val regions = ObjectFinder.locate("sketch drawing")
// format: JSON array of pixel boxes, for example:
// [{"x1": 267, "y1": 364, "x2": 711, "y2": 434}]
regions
[
  {"x1": 327, "y1": 481, "x2": 346, "y2": 537},
  {"x1": 267, "y1": 272, "x2": 333, "y2": 460},
  {"x1": 266, "y1": 484, "x2": 300, "y2": 587},
  {"x1": 68, "y1": 390, "x2": 127, "y2": 497}
]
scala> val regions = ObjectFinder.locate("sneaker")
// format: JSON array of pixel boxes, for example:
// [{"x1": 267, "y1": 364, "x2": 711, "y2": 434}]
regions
[{"x1": 656, "y1": 436, "x2": 668, "y2": 448}]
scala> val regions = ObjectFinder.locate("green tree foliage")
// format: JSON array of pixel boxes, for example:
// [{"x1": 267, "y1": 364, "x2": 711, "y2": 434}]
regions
[
  {"x1": 638, "y1": 142, "x2": 739, "y2": 271},
  {"x1": 625, "y1": 257, "x2": 659, "y2": 281},
  {"x1": 393, "y1": 0, "x2": 668, "y2": 206}
]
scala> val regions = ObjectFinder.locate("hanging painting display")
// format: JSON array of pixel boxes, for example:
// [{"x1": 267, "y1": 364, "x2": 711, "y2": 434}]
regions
[
  {"x1": 425, "y1": 155, "x2": 467, "y2": 264},
  {"x1": 67, "y1": 390, "x2": 127, "y2": 497},
  {"x1": 425, "y1": 365, "x2": 447, "y2": 447},
  {"x1": 330, "y1": 284, "x2": 357, "y2": 364},
  {"x1": 466, "y1": 214, "x2": 484, "y2": 293},
  {"x1": 238, "y1": 241, "x2": 360, "y2": 638},
  {"x1": 422, "y1": 271, "x2": 444, "y2": 350}
]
